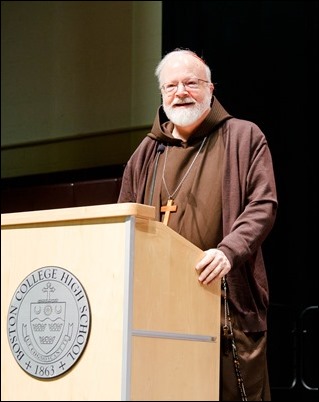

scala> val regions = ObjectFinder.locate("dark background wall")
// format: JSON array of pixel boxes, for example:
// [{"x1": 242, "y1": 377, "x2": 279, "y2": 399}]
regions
[{"x1": 161, "y1": 1, "x2": 318, "y2": 400}]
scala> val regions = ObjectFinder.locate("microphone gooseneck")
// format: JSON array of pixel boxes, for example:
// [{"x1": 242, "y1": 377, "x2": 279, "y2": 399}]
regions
[{"x1": 148, "y1": 143, "x2": 165, "y2": 205}]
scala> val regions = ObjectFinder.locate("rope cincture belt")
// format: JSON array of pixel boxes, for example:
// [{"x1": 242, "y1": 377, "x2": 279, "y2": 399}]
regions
[{"x1": 222, "y1": 276, "x2": 248, "y2": 401}]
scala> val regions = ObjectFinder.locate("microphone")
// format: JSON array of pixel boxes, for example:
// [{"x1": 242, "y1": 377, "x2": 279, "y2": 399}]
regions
[
  {"x1": 148, "y1": 143, "x2": 165, "y2": 205},
  {"x1": 157, "y1": 143, "x2": 165, "y2": 154}
]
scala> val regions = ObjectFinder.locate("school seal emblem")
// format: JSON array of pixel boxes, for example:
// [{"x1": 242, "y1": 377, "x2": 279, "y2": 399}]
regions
[{"x1": 7, "y1": 266, "x2": 91, "y2": 379}]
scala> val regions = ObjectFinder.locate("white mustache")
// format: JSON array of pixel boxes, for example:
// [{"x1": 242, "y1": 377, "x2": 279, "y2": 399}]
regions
[{"x1": 173, "y1": 98, "x2": 195, "y2": 105}]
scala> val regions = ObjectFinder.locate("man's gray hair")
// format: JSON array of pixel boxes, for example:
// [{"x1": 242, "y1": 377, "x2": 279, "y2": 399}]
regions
[{"x1": 155, "y1": 48, "x2": 212, "y2": 87}]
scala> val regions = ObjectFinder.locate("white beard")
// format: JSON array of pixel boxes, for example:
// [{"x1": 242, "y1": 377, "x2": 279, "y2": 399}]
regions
[{"x1": 164, "y1": 96, "x2": 211, "y2": 127}]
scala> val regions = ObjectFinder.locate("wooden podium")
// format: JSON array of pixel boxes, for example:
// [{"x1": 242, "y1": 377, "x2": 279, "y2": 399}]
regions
[{"x1": 1, "y1": 203, "x2": 220, "y2": 401}]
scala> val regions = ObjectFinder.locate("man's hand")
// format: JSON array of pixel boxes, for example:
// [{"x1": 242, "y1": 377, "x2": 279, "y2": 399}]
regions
[{"x1": 195, "y1": 249, "x2": 231, "y2": 285}]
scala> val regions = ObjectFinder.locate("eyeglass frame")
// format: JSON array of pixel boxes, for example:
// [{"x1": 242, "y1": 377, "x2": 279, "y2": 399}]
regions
[{"x1": 160, "y1": 77, "x2": 211, "y2": 95}]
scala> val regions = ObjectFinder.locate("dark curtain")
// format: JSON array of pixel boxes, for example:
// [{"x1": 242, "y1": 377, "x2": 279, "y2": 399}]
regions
[{"x1": 161, "y1": 1, "x2": 318, "y2": 400}]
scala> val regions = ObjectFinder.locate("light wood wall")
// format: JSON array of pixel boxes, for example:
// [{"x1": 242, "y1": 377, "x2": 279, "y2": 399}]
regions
[{"x1": 1, "y1": 1, "x2": 162, "y2": 178}]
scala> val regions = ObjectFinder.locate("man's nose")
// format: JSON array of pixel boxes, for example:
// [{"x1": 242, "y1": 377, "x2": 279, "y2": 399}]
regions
[{"x1": 175, "y1": 82, "x2": 188, "y2": 95}]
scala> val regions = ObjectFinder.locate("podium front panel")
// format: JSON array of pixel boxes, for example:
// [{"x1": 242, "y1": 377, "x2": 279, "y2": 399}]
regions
[
  {"x1": 1, "y1": 214, "x2": 132, "y2": 401},
  {"x1": 1, "y1": 204, "x2": 220, "y2": 401}
]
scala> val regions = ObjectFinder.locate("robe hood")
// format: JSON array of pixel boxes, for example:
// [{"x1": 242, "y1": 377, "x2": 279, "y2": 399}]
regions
[{"x1": 147, "y1": 96, "x2": 232, "y2": 145}]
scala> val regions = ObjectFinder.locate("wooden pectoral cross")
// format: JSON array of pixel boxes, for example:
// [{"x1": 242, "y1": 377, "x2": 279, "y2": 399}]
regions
[{"x1": 160, "y1": 199, "x2": 177, "y2": 226}]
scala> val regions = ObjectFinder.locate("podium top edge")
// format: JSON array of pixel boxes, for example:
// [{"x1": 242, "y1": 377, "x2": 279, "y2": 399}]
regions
[{"x1": 1, "y1": 203, "x2": 156, "y2": 226}]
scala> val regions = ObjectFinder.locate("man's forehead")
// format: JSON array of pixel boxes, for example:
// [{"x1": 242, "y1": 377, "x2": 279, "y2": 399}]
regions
[{"x1": 161, "y1": 55, "x2": 204, "y2": 77}]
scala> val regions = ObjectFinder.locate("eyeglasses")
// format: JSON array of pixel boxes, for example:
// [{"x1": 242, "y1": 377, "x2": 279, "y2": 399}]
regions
[{"x1": 161, "y1": 78, "x2": 210, "y2": 94}]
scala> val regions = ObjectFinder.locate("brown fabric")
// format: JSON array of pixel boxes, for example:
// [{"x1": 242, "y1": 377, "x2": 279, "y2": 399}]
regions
[
  {"x1": 144, "y1": 131, "x2": 224, "y2": 250},
  {"x1": 220, "y1": 299, "x2": 271, "y2": 401},
  {"x1": 118, "y1": 96, "x2": 278, "y2": 332},
  {"x1": 118, "y1": 96, "x2": 277, "y2": 400}
]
